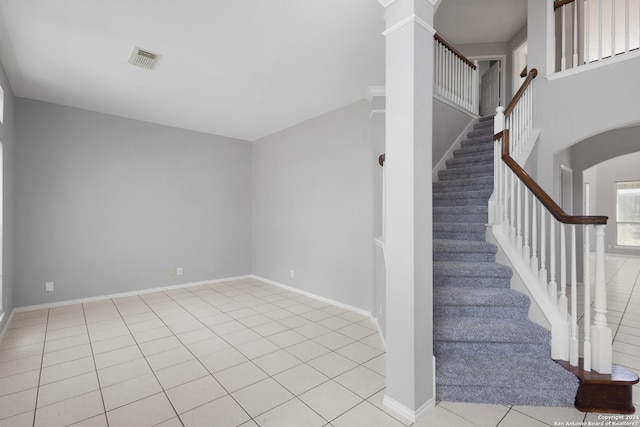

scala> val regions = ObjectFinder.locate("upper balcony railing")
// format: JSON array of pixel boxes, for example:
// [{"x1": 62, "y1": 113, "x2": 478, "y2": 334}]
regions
[
  {"x1": 555, "y1": 0, "x2": 640, "y2": 72},
  {"x1": 434, "y1": 34, "x2": 479, "y2": 114}
]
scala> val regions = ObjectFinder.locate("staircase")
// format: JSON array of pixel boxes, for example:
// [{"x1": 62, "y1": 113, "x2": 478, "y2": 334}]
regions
[{"x1": 432, "y1": 116, "x2": 580, "y2": 406}]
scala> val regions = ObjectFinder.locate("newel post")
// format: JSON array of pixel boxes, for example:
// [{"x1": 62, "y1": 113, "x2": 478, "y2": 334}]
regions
[
  {"x1": 591, "y1": 224, "x2": 612, "y2": 374},
  {"x1": 472, "y1": 60, "x2": 480, "y2": 114},
  {"x1": 494, "y1": 105, "x2": 505, "y2": 134}
]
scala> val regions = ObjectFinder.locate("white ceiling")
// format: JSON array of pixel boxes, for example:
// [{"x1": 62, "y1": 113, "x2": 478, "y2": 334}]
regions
[
  {"x1": 434, "y1": 0, "x2": 528, "y2": 45},
  {"x1": 0, "y1": 0, "x2": 526, "y2": 142}
]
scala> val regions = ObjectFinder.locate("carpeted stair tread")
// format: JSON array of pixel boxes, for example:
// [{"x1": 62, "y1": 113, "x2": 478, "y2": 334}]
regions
[
  {"x1": 434, "y1": 286, "x2": 529, "y2": 308},
  {"x1": 433, "y1": 205, "x2": 487, "y2": 215},
  {"x1": 433, "y1": 176, "x2": 493, "y2": 193},
  {"x1": 467, "y1": 128, "x2": 494, "y2": 138},
  {"x1": 479, "y1": 115, "x2": 495, "y2": 122},
  {"x1": 434, "y1": 316, "x2": 549, "y2": 344},
  {"x1": 453, "y1": 144, "x2": 494, "y2": 158},
  {"x1": 432, "y1": 116, "x2": 577, "y2": 407},
  {"x1": 433, "y1": 239, "x2": 497, "y2": 254},
  {"x1": 433, "y1": 223, "x2": 487, "y2": 241},
  {"x1": 446, "y1": 153, "x2": 494, "y2": 168},
  {"x1": 434, "y1": 260, "x2": 512, "y2": 279},
  {"x1": 436, "y1": 355, "x2": 579, "y2": 406},
  {"x1": 438, "y1": 164, "x2": 493, "y2": 180},
  {"x1": 433, "y1": 189, "x2": 492, "y2": 201},
  {"x1": 473, "y1": 121, "x2": 494, "y2": 132},
  {"x1": 433, "y1": 239, "x2": 497, "y2": 261},
  {"x1": 436, "y1": 354, "x2": 577, "y2": 389}
]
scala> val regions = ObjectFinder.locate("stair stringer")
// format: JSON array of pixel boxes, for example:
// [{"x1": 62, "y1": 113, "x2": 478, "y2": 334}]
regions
[
  {"x1": 487, "y1": 224, "x2": 570, "y2": 361},
  {"x1": 432, "y1": 118, "x2": 477, "y2": 182}
]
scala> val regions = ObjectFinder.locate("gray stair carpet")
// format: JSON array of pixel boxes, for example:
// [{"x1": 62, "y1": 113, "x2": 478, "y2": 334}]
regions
[{"x1": 433, "y1": 115, "x2": 579, "y2": 406}]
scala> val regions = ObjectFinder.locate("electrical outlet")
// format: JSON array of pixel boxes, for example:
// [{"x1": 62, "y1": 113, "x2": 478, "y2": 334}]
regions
[
  {"x1": 45, "y1": 281, "x2": 54, "y2": 292},
  {"x1": 290, "y1": 270, "x2": 295, "y2": 278},
  {"x1": 177, "y1": 267, "x2": 183, "y2": 276}
]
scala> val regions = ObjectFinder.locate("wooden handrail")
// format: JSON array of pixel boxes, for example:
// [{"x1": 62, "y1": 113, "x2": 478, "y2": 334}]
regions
[
  {"x1": 504, "y1": 68, "x2": 538, "y2": 117},
  {"x1": 554, "y1": 0, "x2": 576, "y2": 11},
  {"x1": 434, "y1": 34, "x2": 477, "y2": 70},
  {"x1": 495, "y1": 130, "x2": 608, "y2": 225},
  {"x1": 519, "y1": 66, "x2": 527, "y2": 78}
]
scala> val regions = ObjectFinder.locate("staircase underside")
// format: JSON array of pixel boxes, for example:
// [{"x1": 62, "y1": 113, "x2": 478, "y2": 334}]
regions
[{"x1": 433, "y1": 115, "x2": 579, "y2": 407}]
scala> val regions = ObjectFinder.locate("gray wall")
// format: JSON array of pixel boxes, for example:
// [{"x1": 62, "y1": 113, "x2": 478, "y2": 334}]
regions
[
  {"x1": 527, "y1": 0, "x2": 640, "y2": 196},
  {"x1": 589, "y1": 152, "x2": 640, "y2": 254},
  {"x1": 252, "y1": 100, "x2": 375, "y2": 313},
  {"x1": 570, "y1": 125, "x2": 640, "y2": 255},
  {"x1": 0, "y1": 60, "x2": 16, "y2": 329},
  {"x1": 15, "y1": 99, "x2": 252, "y2": 306},
  {"x1": 433, "y1": 97, "x2": 475, "y2": 167}
]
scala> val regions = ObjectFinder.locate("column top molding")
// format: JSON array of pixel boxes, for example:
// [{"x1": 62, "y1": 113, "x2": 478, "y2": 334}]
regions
[
  {"x1": 378, "y1": 0, "x2": 441, "y2": 9},
  {"x1": 382, "y1": 14, "x2": 436, "y2": 37}
]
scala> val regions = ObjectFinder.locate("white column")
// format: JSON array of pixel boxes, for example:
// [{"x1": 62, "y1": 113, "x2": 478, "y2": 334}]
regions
[{"x1": 379, "y1": 0, "x2": 436, "y2": 422}]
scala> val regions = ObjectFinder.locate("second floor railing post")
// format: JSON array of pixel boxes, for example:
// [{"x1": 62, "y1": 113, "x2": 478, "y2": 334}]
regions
[{"x1": 472, "y1": 60, "x2": 479, "y2": 114}]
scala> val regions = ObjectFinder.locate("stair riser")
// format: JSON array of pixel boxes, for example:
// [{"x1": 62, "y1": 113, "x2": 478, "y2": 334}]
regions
[
  {"x1": 434, "y1": 342, "x2": 550, "y2": 358},
  {"x1": 438, "y1": 169, "x2": 493, "y2": 181},
  {"x1": 453, "y1": 146, "x2": 494, "y2": 158},
  {"x1": 458, "y1": 138, "x2": 493, "y2": 150},
  {"x1": 433, "y1": 231, "x2": 486, "y2": 241},
  {"x1": 446, "y1": 158, "x2": 493, "y2": 169},
  {"x1": 433, "y1": 213, "x2": 487, "y2": 223},
  {"x1": 467, "y1": 129, "x2": 494, "y2": 138},
  {"x1": 435, "y1": 385, "x2": 576, "y2": 407},
  {"x1": 435, "y1": 277, "x2": 511, "y2": 288},
  {"x1": 433, "y1": 252, "x2": 496, "y2": 262},
  {"x1": 433, "y1": 183, "x2": 493, "y2": 193},
  {"x1": 433, "y1": 198, "x2": 490, "y2": 207},
  {"x1": 434, "y1": 305, "x2": 529, "y2": 319}
]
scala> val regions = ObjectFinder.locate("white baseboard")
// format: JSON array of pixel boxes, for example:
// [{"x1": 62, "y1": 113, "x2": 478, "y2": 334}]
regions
[
  {"x1": 250, "y1": 275, "x2": 372, "y2": 319},
  {"x1": 383, "y1": 394, "x2": 436, "y2": 423},
  {"x1": 0, "y1": 309, "x2": 15, "y2": 343},
  {"x1": 14, "y1": 275, "x2": 253, "y2": 313},
  {"x1": 371, "y1": 317, "x2": 387, "y2": 350}
]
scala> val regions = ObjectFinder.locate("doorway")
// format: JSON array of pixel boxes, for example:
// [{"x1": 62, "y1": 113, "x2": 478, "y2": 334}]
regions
[{"x1": 471, "y1": 56, "x2": 506, "y2": 117}]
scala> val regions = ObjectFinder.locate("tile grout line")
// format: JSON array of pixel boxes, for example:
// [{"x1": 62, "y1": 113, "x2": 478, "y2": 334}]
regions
[
  {"x1": 30, "y1": 308, "x2": 50, "y2": 427},
  {"x1": 109, "y1": 296, "x2": 186, "y2": 427}
]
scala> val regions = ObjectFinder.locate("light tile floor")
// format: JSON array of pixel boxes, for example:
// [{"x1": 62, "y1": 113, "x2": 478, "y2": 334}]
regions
[{"x1": 0, "y1": 255, "x2": 638, "y2": 427}]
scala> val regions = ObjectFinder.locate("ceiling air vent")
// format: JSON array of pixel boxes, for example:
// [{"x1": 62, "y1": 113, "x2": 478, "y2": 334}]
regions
[{"x1": 128, "y1": 47, "x2": 160, "y2": 70}]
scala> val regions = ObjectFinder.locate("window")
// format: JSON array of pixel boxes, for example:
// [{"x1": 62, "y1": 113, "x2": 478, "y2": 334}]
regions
[{"x1": 616, "y1": 181, "x2": 640, "y2": 247}]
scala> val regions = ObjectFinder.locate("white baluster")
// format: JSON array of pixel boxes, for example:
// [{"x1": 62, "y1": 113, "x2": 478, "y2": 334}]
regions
[
  {"x1": 586, "y1": 0, "x2": 591, "y2": 64},
  {"x1": 611, "y1": 0, "x2": 616, "y2": 57},
  {"x1": 598, "y1": 0, "x2": 603, "y2": 61},
  {"x1": 560, "y1": 224, "x2": 568, "y2": 320},
  {"x1": 592, "y1": 225, "x2": 612, "y2": 374},
  {"x1": 503, "y1": 157, "x2": 509, "y2": 234},
  {"x1": 562, "y1": 5, "x2": 567, "y2": 70},
  {"x1": 573, "y1": 1, "x2": 579, "y2": 67},
  {"x1": 531, "y1": 196, "x2": 539, "y2": 272},
  {"x1": 539, "y1": 204, "x2": 547, "y2": 288},
  {"x1": 523, "y1": 187, "x2": 530, "y2": 262},
  {"x1": 516, "y1": 181, "x2": 522, "y2": 254},
  {"x1": 625, "y1": 0, "x2": 630, "y2": 52},
  {"x1": 583, "y1": 225, "x2": 592, "y2": 370},
  {"x1": 570, "y1": 224, "x2": 579, "y2": 366},
  {"x1": 549, "y1": 220, "x2": 558, "y2": 305},
  {"x1": 510, "y1": 171, "x2": 516, "y2": 243}
]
